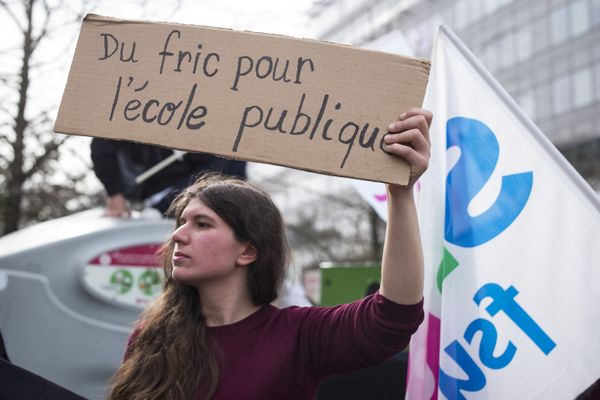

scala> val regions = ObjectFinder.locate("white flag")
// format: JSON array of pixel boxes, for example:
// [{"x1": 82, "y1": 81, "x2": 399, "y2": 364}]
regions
[{"x1": 408, "y1": 25, "x2": 600, "y2": 399}]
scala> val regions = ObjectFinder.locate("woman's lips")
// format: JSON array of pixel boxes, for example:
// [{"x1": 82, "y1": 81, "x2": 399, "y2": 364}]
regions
[{"x1": 172, "y1": 251, "x2": 189, "y2": 264}]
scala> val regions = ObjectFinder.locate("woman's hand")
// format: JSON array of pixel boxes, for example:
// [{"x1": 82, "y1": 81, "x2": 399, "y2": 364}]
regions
[
  {"x1": 104, "y1": 193, "x2": 131, "y2": 218},
  {"x1": 382, "y1": 108, "x2": 432, "y2": 192}
]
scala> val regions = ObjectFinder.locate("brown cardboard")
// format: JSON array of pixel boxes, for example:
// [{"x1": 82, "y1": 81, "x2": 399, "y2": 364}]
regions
[{"x1": 54, "y1": 14, "x2": 430, "y2": 184}]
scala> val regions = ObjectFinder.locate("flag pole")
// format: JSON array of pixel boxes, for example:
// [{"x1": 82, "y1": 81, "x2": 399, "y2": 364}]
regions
[{"x1": 134, "y1": 151, "x2": 186, "y2": 184}]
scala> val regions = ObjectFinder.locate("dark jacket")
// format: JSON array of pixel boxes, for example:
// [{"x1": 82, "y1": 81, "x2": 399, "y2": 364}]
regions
[{"x1": 91, "y1": 138, "x2": 246, "y2": 211}]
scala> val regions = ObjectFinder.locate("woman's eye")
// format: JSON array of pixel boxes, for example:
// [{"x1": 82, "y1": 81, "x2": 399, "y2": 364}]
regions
[{"x1": 197, "y1": 222, "x2": 210, "y2": 228}]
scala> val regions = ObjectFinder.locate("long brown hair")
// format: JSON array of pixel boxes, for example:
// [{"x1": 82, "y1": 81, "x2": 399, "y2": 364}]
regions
[{"x1": 108, "y1": 174, "x2": 289, "y2": 400}]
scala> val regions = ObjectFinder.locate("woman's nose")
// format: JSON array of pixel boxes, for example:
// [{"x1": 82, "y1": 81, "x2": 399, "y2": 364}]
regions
[{"x1": 171, "y1": 224, "x2": 188, "y2": 243}]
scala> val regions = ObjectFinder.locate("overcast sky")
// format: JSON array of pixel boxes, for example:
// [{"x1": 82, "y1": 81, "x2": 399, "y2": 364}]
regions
[{"x1": 91, "y1": 0, "x2": 317, "y2": 38}]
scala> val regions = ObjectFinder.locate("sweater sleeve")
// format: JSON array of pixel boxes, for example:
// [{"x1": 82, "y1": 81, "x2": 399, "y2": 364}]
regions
[{"x1": 296, "y1": 293, "x2": 424, "y2": 378}]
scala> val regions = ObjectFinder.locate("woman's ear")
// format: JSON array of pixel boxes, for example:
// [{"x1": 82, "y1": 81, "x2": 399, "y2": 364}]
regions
[{"x1": 237, "y1": 242, "x2": 257, "y2": 267}]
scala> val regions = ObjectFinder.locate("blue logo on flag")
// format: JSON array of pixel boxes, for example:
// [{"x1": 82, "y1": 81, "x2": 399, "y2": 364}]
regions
[{"x1": 444, "y1": 117, "x2": 533, "y2": 247}]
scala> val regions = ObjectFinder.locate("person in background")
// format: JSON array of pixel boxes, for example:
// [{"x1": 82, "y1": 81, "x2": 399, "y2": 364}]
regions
[
  {"x1": 107, "y1": 108, "x2": 432, "y2": 400},
  {"x1": 91, "y1": 138, "x2": 247, "y2": 217}
]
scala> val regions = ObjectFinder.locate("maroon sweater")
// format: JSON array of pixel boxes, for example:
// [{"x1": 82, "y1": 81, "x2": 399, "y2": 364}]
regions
[
  {"x1": 205, "y1": 293, "x2": 423, "y2": 399},
  {"x1": 125, "y1": 293, "x2": 423, "y2": 399}
]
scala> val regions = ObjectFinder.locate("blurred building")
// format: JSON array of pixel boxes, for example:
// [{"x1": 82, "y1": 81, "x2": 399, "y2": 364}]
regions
[{"x1": 308, "y1": 0, "x2": 600, "y2": 189}]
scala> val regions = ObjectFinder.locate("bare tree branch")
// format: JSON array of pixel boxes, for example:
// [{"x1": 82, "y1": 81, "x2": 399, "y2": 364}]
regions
[
  {"x1": 0, "y1": 103, "x2": 15, "y2": 116},
  {"x1": 287, "y1": 223, "x2": 338, "y2": 260},
  {"x1": 268, "y1": 176, "x2": 365, "y2": 209},
  {"x1": 0, "y1": 0, "x2": 25, "y2": 32},
  {"x1": 165, "y1": 0, "x2": 184, "y2": 20},
  {"x1": 0, "y1": 46, "x2": 22, "y2": 56},
  {"x1": 27, "y1": 109, "x2": 52, "y2": 127},
  {"x1": 0, "y1": 123, "x2": 11, "y2": 134},
  {"x1": 29, "y1": 1, "x2": 95, "y2": 69},
  {"x1": 0, "y1": 130, "x2": 10, "y2": 144},
  {"x1": 64, "y1": 144, "x2": 92, "y2": 168},
  {"x1": 22, "y1": 135, "x2": 70, "y2": 180},
  {"x1": 31, "y1": 0, "x2": 53, "y2": 51},
  {"x1": 29, "y1": 35, "x2": 74, "y2": 68},
  {"x1": 70, "y1": 0, "x2": 101, "y2": 23}
]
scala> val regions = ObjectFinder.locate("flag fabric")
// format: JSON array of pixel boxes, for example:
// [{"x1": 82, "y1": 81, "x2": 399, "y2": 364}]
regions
[{"x1": 406, "y1": 24, "x2": 600, "y2": 399}]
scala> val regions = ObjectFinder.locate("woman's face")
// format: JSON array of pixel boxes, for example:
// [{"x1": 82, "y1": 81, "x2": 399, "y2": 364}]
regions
[{"x1": 170, "y1": 198, "x2": 252, "y2": 286}]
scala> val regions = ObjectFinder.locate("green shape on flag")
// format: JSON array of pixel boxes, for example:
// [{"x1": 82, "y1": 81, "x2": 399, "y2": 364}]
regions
[{"x1": 436, "y1": 247, "x2": 459, "y2": 293}]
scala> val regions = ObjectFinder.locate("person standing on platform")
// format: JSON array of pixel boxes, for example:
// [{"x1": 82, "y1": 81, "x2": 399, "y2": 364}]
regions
[{"x1": 91, "y1": 138, "x2": 247, "y2": 217}]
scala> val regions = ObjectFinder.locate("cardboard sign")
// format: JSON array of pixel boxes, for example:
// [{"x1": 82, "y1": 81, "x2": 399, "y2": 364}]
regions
[{"x1": 54, "y1": 14, "x2": 430, "y2": 184}]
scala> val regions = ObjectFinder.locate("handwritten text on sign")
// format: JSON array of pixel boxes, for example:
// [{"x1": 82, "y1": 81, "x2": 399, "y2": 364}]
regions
[{"x1": 55, "y1": 15, "x2": 430, "y2": 184}]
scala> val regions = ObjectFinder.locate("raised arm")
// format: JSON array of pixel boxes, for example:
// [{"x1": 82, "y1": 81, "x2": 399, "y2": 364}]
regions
[{"x1": 379, "y1": 108, "x2": 432, "y2": 305}]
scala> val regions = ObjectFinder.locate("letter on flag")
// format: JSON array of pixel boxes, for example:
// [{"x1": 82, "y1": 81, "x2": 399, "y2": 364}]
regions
[{"x1": 407, "y1": 24, "x2": 600, "y2": 399}]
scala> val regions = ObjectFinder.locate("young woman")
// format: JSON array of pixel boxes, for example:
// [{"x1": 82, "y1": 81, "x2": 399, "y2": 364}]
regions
[{"x1": 108, "y1": 108, "x2": 432, "y2": 400}]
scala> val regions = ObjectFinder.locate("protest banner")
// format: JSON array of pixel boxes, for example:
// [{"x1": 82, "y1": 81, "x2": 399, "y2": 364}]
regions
[
  {"x1": 54, "y1": 14, "x2": 431, "y2": 185},
  {"x1": 407, "y1": 24, "x2": 600, "y2": 399}
]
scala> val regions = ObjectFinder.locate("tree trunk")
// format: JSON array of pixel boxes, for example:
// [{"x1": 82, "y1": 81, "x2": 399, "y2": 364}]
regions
[{"x1": 3, "y1": 0, "x2": 33, "y2": 235}]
